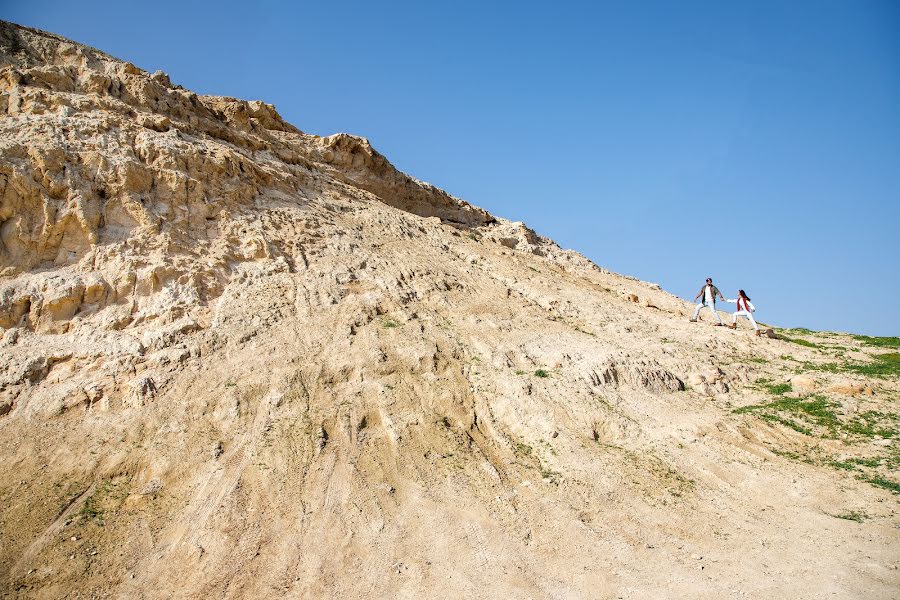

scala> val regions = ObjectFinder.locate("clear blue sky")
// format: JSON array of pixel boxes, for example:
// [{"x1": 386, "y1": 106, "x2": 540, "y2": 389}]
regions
[{"x1": 4, "y1": 1, "x2": 899, "y2": 335}]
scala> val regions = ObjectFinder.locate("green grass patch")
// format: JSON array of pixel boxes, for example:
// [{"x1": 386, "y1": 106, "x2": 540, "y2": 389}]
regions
[
  {"x1": 764, "y1": 382, "x2": 793, "y2": 396},
  {"x1": 782, "y1": 336, "x2": 820, "y2": 349},
  {"x1": 79, "y1": 493, "x2": 103, "y2": 523},
  {"x1": 783, "y1": 327, "x2": 816, "y2": 335},
  {"x1": 770, "y1": 448, "x2": 802, "y2": 460},
  {"x1": 845, "y1": 352, "x2": 900, "y2": 378},
  {"x1": 796, "y1": 361, "x2": 841, "y2": 374},
  {"x1": 514, "y1": 442, "x2": 533, "y2": 458},
  {"x1": 758, "y1": 413, "x2": 812, "y2": 435},
  {"x1": 798, "y1": 352, "x2": 900, "y2": 379},
  {"x1": 847, "y1": 457, "x2": 883, "y2": 468},
  {"x1": 382, "y1": 319, "x2": 399, "y2": 328},
  {"x1": 832, "y1": 511, "x2": 867, "y2": 522},
  {"x1": 865, "y1": 476, "x2": 900, "y2": 494},
  {"x1": 751, "y1": 378, "x2": 791, "y2": 396},
  {"x1": 785, "y1": 395, "x2": 837, "y2": 425},
  {"x1": 826, "y1": 460, "x2": 858, "y2": 471},
  {"x1": 540, "y1": 467, "x2": 562, "y2": 484},
  {"x1": 843, "y1": 419, "x2": 895, "y2": 439},
  {"x1": 735, "y1": 393, "x2": 897, "y2": 440},
  {"x1": 852, "y1": 335, "x2": 900, "y2": 348},
  {"x1": 826, "y1": 456, "x2": 885, "y2": 471},
  {"x1": 78, "y1": 478, "x2": 129, "y2": 525},
  {"x1": 534, "y1": 369, "x2": 550, "y2": 378}
]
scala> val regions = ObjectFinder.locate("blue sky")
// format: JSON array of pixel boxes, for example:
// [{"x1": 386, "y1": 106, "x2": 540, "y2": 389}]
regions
[{"x1": 5, "y1": 1, "x2": 899, "y2": 335}]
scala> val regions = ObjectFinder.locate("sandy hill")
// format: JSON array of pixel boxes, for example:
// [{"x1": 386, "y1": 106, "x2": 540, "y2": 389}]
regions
[{"x1": 0, "y1": 21, "x2": 897, "y2": 599}]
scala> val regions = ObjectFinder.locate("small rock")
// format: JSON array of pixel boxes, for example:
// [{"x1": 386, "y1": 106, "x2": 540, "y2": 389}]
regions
[
  {"x1": 827, "y1": 381, "x2": 866, "y2": 396},
  {"x1": 790, "y1": 375, "x2": 817, "y2": 394},
  {"x1": 150, "y1": 70, "x2": 171, "y2": 86},
  {"x1": 138, "y1": 114, "x2": 170, "y2": 132},
  {"x1": 1, "y1": 328, "x2": 19, "y2": 346},
  {"x1": 83, "y1": 384, "x2": 103, "y2": 406},
  {"x1": 268, "y1": 390, "x2": 284, "y2": 407},
  {"x1": 702, "y1": 367, "x2": 725, "y2": 383},
  {"x1": 687, "y1": 373, "x2": 706, "y2": 387},
  {"x1": 140, "y1": 479, "x2": 162, "y2": 496},
  {"x1": 127, "y1": 377, "x2": 157, "y2": 407}
]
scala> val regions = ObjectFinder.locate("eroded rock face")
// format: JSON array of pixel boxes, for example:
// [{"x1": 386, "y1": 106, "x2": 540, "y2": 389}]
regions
[
  {"x1": 588, "y1": 359, "x2": 685, "y2": 393},
  {"x1": 316, "y1": 133, "x2": 494, "y2": 226},
  {"x1": 0, "y1": 22, "x2": 491, "y2": 280},
  {"x1": 0, "y1": 21, "x2": 509, "y2": 341}
]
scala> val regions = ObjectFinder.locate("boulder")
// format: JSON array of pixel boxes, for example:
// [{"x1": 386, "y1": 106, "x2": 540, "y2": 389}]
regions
[
  {"x1": 827, "y1": 381, "x2": 866, "y2": 396},
  {"x1": 790, "y1": 375, "x2": 818, "y2": 394}
]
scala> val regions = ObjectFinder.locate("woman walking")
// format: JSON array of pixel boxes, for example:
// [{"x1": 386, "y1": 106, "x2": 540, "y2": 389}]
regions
[{"x1": 725, "y1": 290, "x2": 760, "y2": 336}]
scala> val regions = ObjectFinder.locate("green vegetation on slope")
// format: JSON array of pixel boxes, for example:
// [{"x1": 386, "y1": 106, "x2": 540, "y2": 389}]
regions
[
  {"x1": 852, "y1": 335, "x2": 900, "y2": 348},
  {"x1": 735, "y1": 377, "x2": 899, "y2": 495},
  {"x1": 797, "y1": 352, "x2": 900, "y2": 379}
]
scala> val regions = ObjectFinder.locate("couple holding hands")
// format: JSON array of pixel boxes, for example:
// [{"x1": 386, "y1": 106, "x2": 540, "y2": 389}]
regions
[{"x1": 690, "y1": 277, "x2": 760, "y2": 336}]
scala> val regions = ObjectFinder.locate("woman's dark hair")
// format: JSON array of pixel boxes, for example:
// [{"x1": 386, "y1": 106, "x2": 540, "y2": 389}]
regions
[{"x1": 738, "y1": 289, "x2": 751, "y2": 301}]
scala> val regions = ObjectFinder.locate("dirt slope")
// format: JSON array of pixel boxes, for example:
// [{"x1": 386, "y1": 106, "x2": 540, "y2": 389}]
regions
[{"x1": 0, "y1": 21, "x2": 897, "y2": 599}]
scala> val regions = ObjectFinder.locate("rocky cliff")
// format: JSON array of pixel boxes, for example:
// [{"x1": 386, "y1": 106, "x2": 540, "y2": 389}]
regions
[{"x1": 0, "y1": 21, "x2": 897, "y2": 599}]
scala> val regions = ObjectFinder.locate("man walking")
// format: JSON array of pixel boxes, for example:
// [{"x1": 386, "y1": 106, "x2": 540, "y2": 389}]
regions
[{"x1": 690, "y1": 277, "x2": 725, "y2": 325}]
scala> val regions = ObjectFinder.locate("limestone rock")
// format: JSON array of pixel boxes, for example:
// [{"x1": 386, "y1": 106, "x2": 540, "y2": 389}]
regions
[
  {"x1": 826, "y1": 380, "x2": 868, "y2": 396},
  {"x1": 790, "y1": 375, "x2": 818, "y2": 394},
  {"x1": 588, "y1": 359, "x2": 685, "y2": 393}
]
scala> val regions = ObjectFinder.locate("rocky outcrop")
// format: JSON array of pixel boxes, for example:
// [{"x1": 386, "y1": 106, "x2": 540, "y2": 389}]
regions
[
  {"x1": 316, "y1": 133, "x2": 494, "y2": 226},
  {"x1": 0, "y1": 21, "x2": 493, "y2": 284},
  {"x1": 588, "y1": 359, "x2": 685, "y2": 393}
]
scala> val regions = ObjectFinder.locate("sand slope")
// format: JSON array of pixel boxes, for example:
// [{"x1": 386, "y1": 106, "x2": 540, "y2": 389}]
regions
[{"x1": 0, "y1": 21, "x2": 897, "y2": 599}]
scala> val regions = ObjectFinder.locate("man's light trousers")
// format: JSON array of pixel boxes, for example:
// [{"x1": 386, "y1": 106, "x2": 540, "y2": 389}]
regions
[{"x1": 692, "y1": 303, "x2": 722, "y2": 324}]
